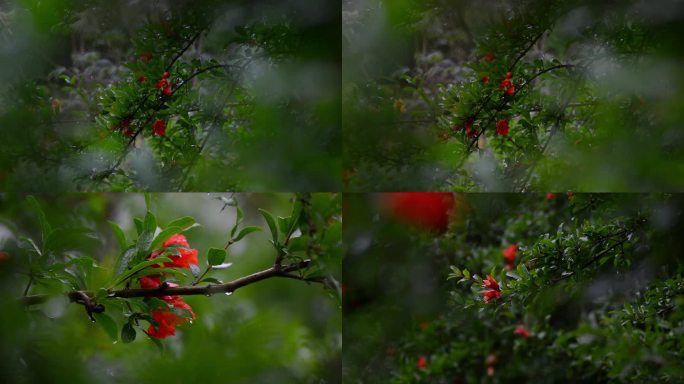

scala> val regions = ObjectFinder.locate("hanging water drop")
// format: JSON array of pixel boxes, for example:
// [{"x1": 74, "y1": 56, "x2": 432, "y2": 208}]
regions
[{"x1": 225, "y1": 291, "x2": 233, "y2": 296}]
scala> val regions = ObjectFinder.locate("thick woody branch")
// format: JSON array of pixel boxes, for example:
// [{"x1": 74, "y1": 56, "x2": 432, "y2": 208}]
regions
[{"x1": 22, "y1": 259, "x2": 314, "y2": 306}]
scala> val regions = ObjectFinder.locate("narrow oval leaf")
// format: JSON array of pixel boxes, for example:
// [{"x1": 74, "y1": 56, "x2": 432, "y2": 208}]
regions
[
  {"x1": 258, "y1": 208, "x2": 279, "y2": 244},
  {"x1": 166, "y1": 216, "x2": 197, "y2": 231},
  {"x1": 144, "y1": 211, "x2": 157, "y2": 233},
  {"x1": 277, "y1": 216, "x2": 291, "y2": 235},
  {"x1": 233, "y1": 226, "x2": 261, "y2": 242},
  {"x1": 108, "y1": 221, "x2": 127, "y2": 251},
  {"x1": 149, "y1": 226, "x2": 182, "y2": 252},
  {"x1": 27, "y1": 195, "x2": 51, "y2": 242}
]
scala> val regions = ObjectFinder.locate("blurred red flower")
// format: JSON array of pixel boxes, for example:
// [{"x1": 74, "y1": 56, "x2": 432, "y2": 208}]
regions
[
  {"x1": 383, "y1": 193, "x2": 455, "y2": 233},
  {"x1": 152, "y1": 119, "x2": 166, "y2": 137},
  {"x1": 496, "y1": 119, "x2": 509, "y2": 136},
  {"x1": 502, "y1": 244, "x2": 517, "y2": 263},
  {"x1": 499, "y1": 72, "x2": 515, "y2": 96},
  {"x1": 483, "y1": 52, "x2": 495, "y2": 62},
  {"x1": 483, "y1": 290, "x2": 501, "y2": 303},
  {"x1": 482, "y1": 275, "x2": 500, "y2": 291},
  {"x1": 546, "y1": 192, "x2": 556, "y2": 201},
  {"x1": 514, "y1": 325, "x2": 530, "y2": 338},
  {"x1": 417, "y1": 356, "x2": 427, "y2": 369}
]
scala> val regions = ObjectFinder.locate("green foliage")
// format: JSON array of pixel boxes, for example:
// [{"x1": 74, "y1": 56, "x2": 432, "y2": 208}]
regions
[
  {"x1": 343, "y1": 0, "x2": 684, "y2": 191},
  {"x1": 0, "y1": 1, "x2": 341, "y2": 191},
  {"x1": 0, "y1": 193, "x2": 341, "y2": 383},
  {"x1": 344, "y1": 193, "x2": 684, "y2": 382}
]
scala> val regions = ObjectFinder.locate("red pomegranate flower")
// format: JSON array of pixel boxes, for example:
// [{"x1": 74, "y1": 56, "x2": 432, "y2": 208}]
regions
[
  {"x1": 546, "y1": 192, "x2": 556, "y2": 201},
  {"x1": 482, "y1": 275, "x2": 500, "y2": 291},
  {"x1": 483, "y1": 52, "x2": 495, "y2": 62},
  {"x1": 417, "y1": 356, "x2": 427, "y2": 369},
  {"x1": 496, "y1": 119, "x2": 509, "y2": 136},
  {"x1": 483, "y1": 289, "x2": 501, "y2": 303},
  {"x1": 514, "y1": 325, "x2": 530, "y2": 338},
  {"x1": 502, "y1": 244, "x2": 517, "y2": 263},
  {"x1": 138, "y1": 75, "x2": 147, "y2": 83},
  {"x1": 140, "y1": 275, "x2": 161, "y2": 289},
  {"x1": 150, "y1": 234, "x2": 198, "y2": 268},
  {"x1": 481, "y1": 75, "x2": 490, "y2": 84},
  {"x1": 152, "y1": 119, "x2": 166, "y2": 137},
  {"x1": 147, "y1": 296, "x2": 196, "y2": 339},
  {"x1": 482, "y1": 275, "x2": 501, "y2": 303},
  {"x1": 499, "y1": 72, "x2": 515, "y2": 96}
]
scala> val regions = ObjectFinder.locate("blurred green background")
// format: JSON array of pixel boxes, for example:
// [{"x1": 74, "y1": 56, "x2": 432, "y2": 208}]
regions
[
  {"x1": 0, "y1": 0, "x2": 340, "y2": 191},
  {"x1": 0, "y1": 193, "x2": 341, "y2": 383}
]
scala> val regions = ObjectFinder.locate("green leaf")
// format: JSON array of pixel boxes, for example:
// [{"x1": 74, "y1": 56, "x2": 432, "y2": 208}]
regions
[
  {"x1": 149, "y1": 226, "x2": 182, "y2": 252},
  {"x1": 518, "y1": 263, "x2": 530, "y2": 277},
  {"x1": 231, "y1": 206, "x2": 244, "y2": 238},
  {"x1": 115, "y1": 246, "x2": 137, "y2": 277},
  {"x1": 287, "y1": 199, "x2": 302, "y2": 235},
  {"x1": 139, "y1": 267, "x2": 185, "y2": 277},
  {"x1": 121, "y1": 323, "x2": 136, "y2": 343},
  {"x1": 108, "y1": 221, "x2": 127, "y2": 250},
  {"x1": 277, "y1": 216, "x2": 291, "y2": 235},
  {"x1": 166, "y1": 216, "x2": 197, "y2": 231},
  {"x1": 94, "y1": 313, "x2": 118, "y2": 342},
  {"x1": 233, "y1": 226, "x2": 261, "y2": 242},
  {"x1": 144, "y1": 211, "x2": 157, "y2": 233},
  {"x1": 463, "y1": 268, "x2": 471, "y2": 279},
  {"x1": 134, "y1": 218, "x2": 143, "y2": 236},
  {"x1": 111, "y1": 257, "x2": 173, "y2": 287},
  {"x1": 258, "y1": 208, "x2": 279, "y2": 244},
  {"x1": 449, "y1": 266, "x2": 462, "y2": 277},
  {"x1": 207, "y1": 248, "x2": 227, "y2": 266},
  {"x1": 26, "y1": 195, "x2": 51, "y2": 242},
  {"x1": 134, "y1": 230, "x2": 154, "y2": 261},
  {"x1": 506, "y1": 270, "x2": 522, "y2": 280}
]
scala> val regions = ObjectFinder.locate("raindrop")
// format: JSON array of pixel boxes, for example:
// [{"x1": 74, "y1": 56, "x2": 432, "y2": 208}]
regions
[{"x1": 225, "y1": 291, "x2": 233, "y2": 296}]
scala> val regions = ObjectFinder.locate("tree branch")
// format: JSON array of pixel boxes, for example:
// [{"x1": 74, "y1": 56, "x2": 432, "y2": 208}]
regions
[{"x1": 22, "y1": 259, "x2": 316, "y2": 306}]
